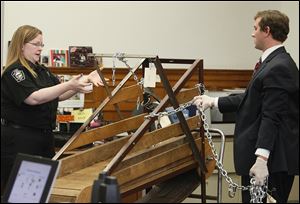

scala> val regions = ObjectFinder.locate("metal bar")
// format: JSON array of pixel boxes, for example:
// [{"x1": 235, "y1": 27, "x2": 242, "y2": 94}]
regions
[
  {"x1": 154, "y1": 57, "x2": 207, "y2": 175},
  {"x1": 201, "y1": 134, "x2": 206, "y2": 202},
  {"x1": 197, "y1": 59, "x2": 206, "y2": 203},
  {"x1": 103, "y1": 56, "x2": 205, "y2": 175},
  {"x1": 142, "y1": 59, "x2": 149, "y2": 113},
  {"x1": 208, "y1": 128, "x2": 226, "y2": 203},
  {"x1": 52, "y1": 58, "x2": 147, "y2": 160},
  {"x1": 159, "y1": 58, "x2": 196, "y2": 64},
  {"x1": 89, "y1": 53, "x2": 156, "y2": 59},
  {"x1": 92, "y1": 54, "x2": 195, "y2": 64}
]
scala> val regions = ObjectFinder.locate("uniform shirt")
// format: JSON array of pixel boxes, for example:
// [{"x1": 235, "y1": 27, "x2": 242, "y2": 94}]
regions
[{"x1": 1, "y1": 60, "x2": 60, "y2": 129}]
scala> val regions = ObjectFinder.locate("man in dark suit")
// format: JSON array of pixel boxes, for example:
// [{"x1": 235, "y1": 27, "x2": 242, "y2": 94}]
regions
[{"x1": 193, "y1": 10, "x2": 299, "y2": 203}]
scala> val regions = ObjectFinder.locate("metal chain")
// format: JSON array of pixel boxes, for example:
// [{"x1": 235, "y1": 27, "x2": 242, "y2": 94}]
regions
[
  {"x1": 114, "y1": 52, "x2": 144, "y2": 109},
  {"x1": 195, "y1": 83, "x2": 268, "y2": 202},
  {"x1": 144, "y1": 100, "x2": 250, "y2": 194},
  {"x1": 112, "y1": 54, "x2": 117, "y2": 86},
  {"x1": 114, "y1": 52, "x2": 139, "y2": 83},
  {"x1": 198, "y1": 102, "x2": 249, "y2": 195},
  {"x1": 144, "y1": 101, "x2": 193, "y2": 120},
  {"x1": 144, "y1": 83, "x2": 268, "y2": 202},
  {"x1": 117, "y1": 52, "x2": 145, "y2": 111},
  {"x1": 249, "y1": 178, "x2": 268, "y2": 203}
]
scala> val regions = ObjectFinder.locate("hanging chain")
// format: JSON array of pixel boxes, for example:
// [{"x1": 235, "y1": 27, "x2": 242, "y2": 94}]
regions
[
  {"x1": 197, "y1": 95, "x2": 249, "y2": 194},
  {"x1": 112, "y1": 54, "x2": 117, "y2": 86},
  {"x1": 144, "y1": 83, "x2": 268, "y2": 202},
  {"x1": 249, "y1": 178, "x2": 269, "y2": 203},
  {"x1": 113, "y1": 52, "x2": 144, "y2": 109},
  {"x1": 116, "y1": 52, "x2": 143, "y2": 110},
  {"x1": 196, "y1": 83, "x2": 268, "y2": 202},
  {"x1": 114, "y1": 52, "x2": 139, "y2": 83}
]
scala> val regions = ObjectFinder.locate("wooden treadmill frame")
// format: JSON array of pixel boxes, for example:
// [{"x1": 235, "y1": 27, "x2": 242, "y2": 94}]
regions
[{"x1": 51, "y1": 55, "x2": 210, "y2": 203}]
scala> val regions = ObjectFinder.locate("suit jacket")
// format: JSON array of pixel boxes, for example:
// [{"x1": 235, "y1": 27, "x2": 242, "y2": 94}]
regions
[{"x1": 218, "y1": 47, "x2": 299, "y2": 175}]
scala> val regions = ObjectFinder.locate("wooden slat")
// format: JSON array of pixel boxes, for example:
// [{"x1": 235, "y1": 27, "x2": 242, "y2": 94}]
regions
[
  {"x1": 66, "y1": 114, "x2": 146, "y2": 151},
  {"x1": 130, "y1": 115, "x2": 199, "y2": 153},
  {"x1": 120, "y1": 157, "x2": 196, "y2": 196},
  {"x1": 115, "y1": 136, "x2": 187, "y2": 172},
  {"x1": 58, "y1": 138, "x2": 128, "y2": 177},
  {"x1": 106, "y1": 84, "x2": 143, "y2": 105},
  {"x1": 113, "y1": 137, "x2": 212, "y2": 185},
  {"x1": 50, "y1": 186, "x2": 92, "y2": 203},
  {"x1": 176, "y1": 87, "x2": 199, "y2": 104},
  {"x1": 50, "y1": 193, "x2": 77, "y2": 203},
  {"x1": 132, "y1": 168, "x2": 200, "y2": 203}
]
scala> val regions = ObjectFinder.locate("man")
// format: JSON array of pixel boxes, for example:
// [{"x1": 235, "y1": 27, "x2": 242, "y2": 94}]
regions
[{"x1": 193, "y1": 10, "x2": 299, "y2": 203}]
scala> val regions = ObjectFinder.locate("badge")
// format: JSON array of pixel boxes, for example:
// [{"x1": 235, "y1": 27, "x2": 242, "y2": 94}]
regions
[{"x1": 11, "y1": 69, "x2": 25, "y2": 82}]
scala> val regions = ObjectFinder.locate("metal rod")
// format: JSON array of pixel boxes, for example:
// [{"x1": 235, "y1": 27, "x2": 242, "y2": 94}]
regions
[
  {"x1": 91, "y1": 53, "x2": 196, "y2": 65},
  {"x1": 208, "y1": 128, "x2": 226, "y2": 203},
  {"x1": 89, "y1": 53, "x2": 156, "y2": 59},
  {"x1": 198, "y1": 58, "x2": 206, "y2": 203}
]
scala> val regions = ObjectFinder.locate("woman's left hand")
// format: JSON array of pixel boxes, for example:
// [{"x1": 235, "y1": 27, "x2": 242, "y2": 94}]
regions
[{"x1": 87, "y1": 70, "x2": 104, "y2": 87}]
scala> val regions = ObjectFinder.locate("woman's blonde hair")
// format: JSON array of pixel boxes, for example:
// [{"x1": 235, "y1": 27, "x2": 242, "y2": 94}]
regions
[{"x1": 4, "y1": 25, "x2": 42, "y2": 77}]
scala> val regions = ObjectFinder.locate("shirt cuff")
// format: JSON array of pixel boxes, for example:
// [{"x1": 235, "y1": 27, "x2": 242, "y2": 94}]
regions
[
  {"x1": 213, "y1": 97, "x2": 219, "y2": 108},
  {"x1": 255, "y1": 148, "x2": 270, "y2": 159}
]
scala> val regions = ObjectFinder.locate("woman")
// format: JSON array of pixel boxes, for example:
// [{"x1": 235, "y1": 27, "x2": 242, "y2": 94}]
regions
[{"x1": 1, "y1": 25, "x2": 103, "y2": 193}]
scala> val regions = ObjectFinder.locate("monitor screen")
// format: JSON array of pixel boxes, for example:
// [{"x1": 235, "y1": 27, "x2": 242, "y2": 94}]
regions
[{"x1": 2, "y1": 153, "x2": 60, "y2": 203}]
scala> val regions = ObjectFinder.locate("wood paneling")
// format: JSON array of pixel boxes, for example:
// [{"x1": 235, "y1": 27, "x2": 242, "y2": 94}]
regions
[{"x1": 49, "y1": 67, "x2": 252, "y2": 121}]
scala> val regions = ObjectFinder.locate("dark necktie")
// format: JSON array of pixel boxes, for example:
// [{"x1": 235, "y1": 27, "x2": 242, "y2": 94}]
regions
[{"x1": 253, "y1": 57, "x2": 262, "y2": 75}]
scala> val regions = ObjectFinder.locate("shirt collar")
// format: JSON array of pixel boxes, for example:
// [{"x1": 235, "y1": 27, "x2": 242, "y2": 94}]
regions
[
  {"x1": 27, "y1": 60, "x2": 43, "y2": 71},
  {"x1": 261, "y1": 44, "x2": 284, "y2": 63}
]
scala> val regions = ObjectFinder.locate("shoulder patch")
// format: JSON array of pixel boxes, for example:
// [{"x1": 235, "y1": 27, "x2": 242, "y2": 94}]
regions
[{"x1": 11, "y1": 69, "x2": 25, "y2": 82}]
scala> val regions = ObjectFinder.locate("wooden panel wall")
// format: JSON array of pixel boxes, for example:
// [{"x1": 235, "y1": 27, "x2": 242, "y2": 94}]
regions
[{"x1": 49, "y1": 67, "x2": 252, "y2": 121}]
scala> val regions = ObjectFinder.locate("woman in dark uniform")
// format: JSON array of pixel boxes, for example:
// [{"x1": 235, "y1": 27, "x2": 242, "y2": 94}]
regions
[{"x1": 1, "y1": 25, "x2": 104, "y2": 193}]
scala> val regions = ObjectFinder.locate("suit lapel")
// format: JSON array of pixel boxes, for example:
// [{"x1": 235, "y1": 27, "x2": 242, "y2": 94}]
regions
[
  {"x1": 253, "y1": 47, "x2": 287, "y2": 78},
  {"x1": 237, "y1": 47, "x2": 287, "y2": 111}
]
